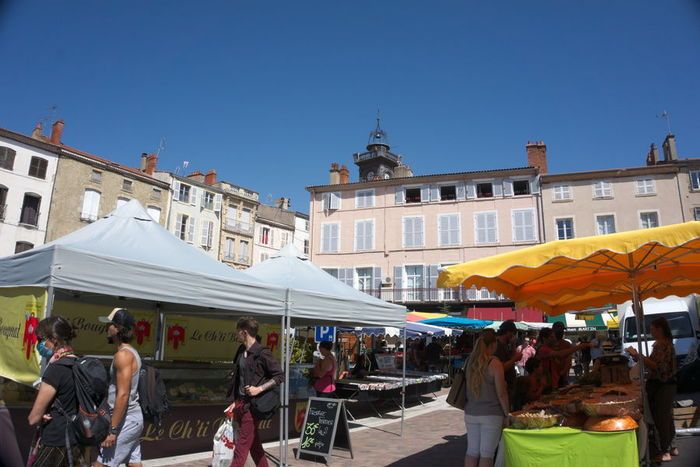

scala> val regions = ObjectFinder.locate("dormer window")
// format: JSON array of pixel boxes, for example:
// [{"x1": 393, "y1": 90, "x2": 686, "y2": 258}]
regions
[
  {"x1": 513, "y1": 180, "x2": 531, "y2": 196},
  {"x1": 440, "y1": 185, "x2": 457, "y2": 201},
  {"x1": 476, "y1": 183, "x2": 493, "y2": 198}
]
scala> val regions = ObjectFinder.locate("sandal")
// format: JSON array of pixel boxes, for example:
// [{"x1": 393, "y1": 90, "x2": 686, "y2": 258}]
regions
[{"x1": 670, "y1": 447, "x2": 679, "y2": 456}]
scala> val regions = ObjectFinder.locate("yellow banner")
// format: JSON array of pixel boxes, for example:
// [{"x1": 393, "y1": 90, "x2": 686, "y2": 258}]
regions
[
  {"x1": 163, "y1": 315, "x2": 281, "y2": 361},
  {"x1": 52, "y1": 300, "x2": 157, "y2": 357},
  {"x1": 0, "y1": 287, "x2": 46, "y2": 385}
]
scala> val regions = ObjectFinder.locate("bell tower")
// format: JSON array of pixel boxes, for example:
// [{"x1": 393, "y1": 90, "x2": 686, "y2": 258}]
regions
[{"x1": 353, "y1": 118, "x2": 401, "y2": 182}]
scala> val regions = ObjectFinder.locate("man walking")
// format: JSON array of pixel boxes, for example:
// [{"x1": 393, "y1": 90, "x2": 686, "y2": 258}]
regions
[
  {"x1": 96, "y1": 308, "x2": 143, "y2": 467},
  {"x1": 225, "y1": 317, "x2": 284, "y2": 467}
]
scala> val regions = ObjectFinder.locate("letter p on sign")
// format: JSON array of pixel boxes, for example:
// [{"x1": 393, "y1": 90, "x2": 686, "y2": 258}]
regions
[{"x1": 315, "y1": 326, "x2": 335, "y2": 343}]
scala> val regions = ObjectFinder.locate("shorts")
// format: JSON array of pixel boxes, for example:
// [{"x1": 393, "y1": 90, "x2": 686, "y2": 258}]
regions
[
  {"x1": 96, "y1": 410, "x2": 144, "y2": 467},
  {"x1": 464, "y1": 413, "x2": 504, "y2": 459}
]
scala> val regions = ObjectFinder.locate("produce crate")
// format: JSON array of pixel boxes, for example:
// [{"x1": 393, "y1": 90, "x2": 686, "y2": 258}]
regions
[{"x1": 673, "y1": 406, "x2": 700, "y2": 429}]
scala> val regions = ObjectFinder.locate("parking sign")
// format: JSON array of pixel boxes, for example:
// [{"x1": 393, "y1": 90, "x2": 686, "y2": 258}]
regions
[{"x1": 315, "y1": 326, "x2": 336, "y2": 343}]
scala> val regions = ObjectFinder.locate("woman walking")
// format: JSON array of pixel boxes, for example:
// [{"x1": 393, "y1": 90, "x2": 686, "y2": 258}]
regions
[
  {"x1": 627, "y1": 317, "x2": 677, "y2": 462},
  {"x1": 27, "y1": 316, "x2": 85, "y2": 467},
  {"x1": 464, "y1": 329, "x2": 509, "y2": 467},
  {"x1": 313, "y1": 341, "x2": 337, "y2": 398}
]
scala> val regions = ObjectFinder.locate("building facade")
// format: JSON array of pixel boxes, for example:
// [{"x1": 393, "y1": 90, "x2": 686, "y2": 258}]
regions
[
  {"x1": 154, "y1": 170, "x2": 223, "y2": 260},
  {"x1": 0, "y1": 126, "x2": 60, "y2": 256},
  {"x1": 253, "y1": 200, "x2": 296, "y2": 264},
  {"x1": 294, "y1": 212, "x2": 310, "y2": 258},
  {"x1": 217, "y1": 180, "x2": 259, "y2": 268}
]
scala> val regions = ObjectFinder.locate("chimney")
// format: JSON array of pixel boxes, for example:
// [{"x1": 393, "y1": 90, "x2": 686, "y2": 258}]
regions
[
  {"x1": 526, "y1": 141, "x2": 548, "y2": 174},
  {"x1": 646, "y1": 144, "x2": 659, "y2": 166},
  {"x1": 31, "y1": 123, "x2": 45, "y2": 140},
  {"x1": 339, "y1": 165, "x2": 350, "y2": 184},
  {"x1": 204, "y1": 169, "x2": 217, "y2": 185},
  {"x1": 140, "y1": 153, "x2": 148, "y2": 171},
  {"x1": 187, "y1": 171, "x2": 205, "y2": 183},
  {"x1": 329, "y1": 163, "x2": 340, "y2": 185},
  {"x1": 145, "y1": 154, "x2": 158, "y2": 175},
  {"x1": 662, "y1": 134, "x2": 678, "y2": 162},
  {"x1": 50, "y1": 120, "x2": 64, "y2": 145},
  {"x1": 276, "y1": 197, "x2": 290, "y2": 210}
]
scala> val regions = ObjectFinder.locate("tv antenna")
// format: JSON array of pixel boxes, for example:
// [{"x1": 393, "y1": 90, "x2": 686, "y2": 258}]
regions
[
  {"x1": 657, "y1": 111, "x2": 672, "y2": 135},
  {"x1": 156, "y1": 137, "x2": 167, "y2": 157},
  {"x1": 40, "y1": 105, "x2": 59, "y2": 127}
]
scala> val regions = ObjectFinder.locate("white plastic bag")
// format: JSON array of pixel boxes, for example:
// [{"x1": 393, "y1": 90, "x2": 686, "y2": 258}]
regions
[{"x1": 212, "y1": 418, "x2": 238, "y2": 467}]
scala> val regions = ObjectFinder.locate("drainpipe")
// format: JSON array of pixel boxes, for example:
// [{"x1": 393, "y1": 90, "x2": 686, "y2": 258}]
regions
[
  {"x1": 537, "y1": 177, "x2": 546, "y2": 242},
  {"x1": 674, "y1": 168, "x2": 687, "y2": 222}
]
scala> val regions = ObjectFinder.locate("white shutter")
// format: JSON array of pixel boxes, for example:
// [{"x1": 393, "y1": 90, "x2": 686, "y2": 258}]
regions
[
  {"x1": 201, "y1": 221, "x2": 209, "y2": 246},
  {"x1": 187, "y1": 217, "x2": 196, "y2": 242},
  {"x1": 449, "y1": 215, "x2": 460, "y2": 245},
  {"x1": 321, "y1": 224, "x2": 330, "y2": 252},
  {"x1": 200, "y1": 190, "x2": 206, "y2": 207},
  {"x1": 175, "y1": 214, "x2": 183, "y2": 238},
  {"x1": 355, "y1": 221, "x2": 362, "y2": 251},
  {"x1": 395, "y1": 186, "x2": 405, "y2": 205},
  {"x1": 329, "y1": 192, "x2": 340, "y2": 210},
  {"x1": 530, "y1": 177, "x2": 540, "y2": 194},
  {"x1": 173, "y1": 181, "x2": 181, "y2": 201},
  {"x1": 214, "y1": 194, "x2": 222, "y2": 212},
  {"x1": 322, "y1": 193, "x2": 330, "y2": 210},
  {"x1": 147, "y1": 206, "x2": 161, "y2": 222},
  {"x1": 456, "y1": 183, "x2": 466, "y2": 201},
  {"x1": 493, "y1": 181, "x2": 503, "y2": 197},
  {"x1": 420, "y1": 186, "x2": 430, "y2": 202},
  {"x1": 503, "y1": 180, "x2": 514, "y2": 197},
  {"x1": 466, "y1": 182, "x2": 476, "y2": 199},
  {"x1": 331, "y1": 223, "x2": 339, "y2": 252},
  {"x1": 367, "y1": 220, "x2": 374, "y2": 250},
  {"x1": 439, "y1": 215, "x2": 450, "y2": 246},
  {"x1": 430, "y1": 185, "x2": 440, "y2": 202},
  {"x1": 190, "y1": 187, "x2": 198, "y2": 206},
  {"x1": 355, "y1": 191, "x2": 363, "y2": 209},
  {"x1": 270, "y1": 229, "x2": 275, "y2": 247}
]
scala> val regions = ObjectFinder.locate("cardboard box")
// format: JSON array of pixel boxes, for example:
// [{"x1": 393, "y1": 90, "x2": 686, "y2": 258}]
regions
[{"x1": 673, "y1": 406, "x2": 700, "y2": 429}]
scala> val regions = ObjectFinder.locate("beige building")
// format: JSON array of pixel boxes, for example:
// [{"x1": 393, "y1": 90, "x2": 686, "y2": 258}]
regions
[
  {"x1": 43, "y1": 123, "x2": 170, "y2": 241},
  {"x1": 217, "y1": 180, "x2": 259, "y2": 268},
  {"x1": 253, "y1": 200, "x2": 296, "y2": 264}
]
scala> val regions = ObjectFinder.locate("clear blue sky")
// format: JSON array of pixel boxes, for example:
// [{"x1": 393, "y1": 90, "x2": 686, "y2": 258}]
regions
[{"x1": 1, "y1": 1, "x2": 699, "y2": 212}]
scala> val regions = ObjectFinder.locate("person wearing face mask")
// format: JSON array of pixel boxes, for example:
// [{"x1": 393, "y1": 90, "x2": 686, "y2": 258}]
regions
[{"x1": 27, "y1": 316, "x2": 85, "y2": 467}]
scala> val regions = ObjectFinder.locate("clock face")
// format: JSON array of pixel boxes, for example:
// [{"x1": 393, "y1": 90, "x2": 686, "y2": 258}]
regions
[
  {"x1": 384, "y1": 173, "x2": 391, "y2": 179},
  {"x1": 366, "y1": 171, "x2": 375, "y2": 180}
]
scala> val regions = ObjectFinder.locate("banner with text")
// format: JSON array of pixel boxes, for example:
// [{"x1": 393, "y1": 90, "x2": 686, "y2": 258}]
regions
[{"x1": 0, "y1": 287, "x2": 47, "y2": 385}]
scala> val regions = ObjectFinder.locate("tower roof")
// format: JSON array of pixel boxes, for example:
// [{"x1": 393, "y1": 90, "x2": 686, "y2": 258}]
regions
[{"x1": 367, "y1": 117, "x2": 390, "y2": 151}]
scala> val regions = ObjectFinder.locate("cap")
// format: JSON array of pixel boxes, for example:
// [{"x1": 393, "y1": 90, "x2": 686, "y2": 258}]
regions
[
  {"x1": 498, "y1": 320, "x2": 517, "y2": 334},
  {"x1": 98, "y1": 308, "x2": 135, "y2": 330}
]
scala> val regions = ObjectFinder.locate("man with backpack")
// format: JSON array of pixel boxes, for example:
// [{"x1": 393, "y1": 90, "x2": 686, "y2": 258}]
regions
[
  {"x1": 225, "y1": 317, "x2": 284, "y2": 467},
  {"x1": 95, "y1": 308, "x2": 143, "y2": 467}
]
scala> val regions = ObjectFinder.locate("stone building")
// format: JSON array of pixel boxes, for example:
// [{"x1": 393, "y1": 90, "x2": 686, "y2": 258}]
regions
[
  {"x1": 216, "y1": 180, "x2": 259, "y2": 268},
  {"x1": 253, "y1": 199, "x2": 296, "y2": 264}
]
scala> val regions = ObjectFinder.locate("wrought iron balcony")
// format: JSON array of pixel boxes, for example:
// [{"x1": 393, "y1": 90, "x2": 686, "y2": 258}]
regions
[
  {"x1": 354, "y1": 286, "x2": 503, "y2": 303},
  {"x1": 224, "y1": 219, "x2": 254, "y2": 235}
]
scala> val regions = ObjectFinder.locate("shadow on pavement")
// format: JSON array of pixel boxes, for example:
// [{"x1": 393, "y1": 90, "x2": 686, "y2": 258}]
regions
[{"x1": 384, "y1": 434, "x2": 466, "y2": 467}]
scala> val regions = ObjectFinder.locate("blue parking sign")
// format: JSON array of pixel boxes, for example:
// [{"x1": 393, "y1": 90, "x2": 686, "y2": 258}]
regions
[{"x1": 315, "y1": 326, "x2": 336, "y2": 343}]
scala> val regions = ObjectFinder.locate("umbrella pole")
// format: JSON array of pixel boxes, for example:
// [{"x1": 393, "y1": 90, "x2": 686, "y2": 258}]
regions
[
  {"x1": 279, "y1": 313, "x2": 285, "y2": 466},
  {"x1": 401, "y1": 325, "x2": 407, "y2": 437},
  {"x1": 631, "y1": 283, "x2": 651, "y2": 466}
]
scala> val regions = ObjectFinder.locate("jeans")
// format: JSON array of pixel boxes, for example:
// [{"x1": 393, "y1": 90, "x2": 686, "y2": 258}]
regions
[{"x1": 464, "y1": 413, "x2": 504, "y2": 459}]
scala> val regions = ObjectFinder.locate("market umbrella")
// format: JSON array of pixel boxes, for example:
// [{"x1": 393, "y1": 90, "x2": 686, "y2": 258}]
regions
[
  {"x1": 485, "y1": 320, "x2": 531, "y2": 331},
  {"x1": 420, "y1": 316, "x2": 493, "y2": 329},
  {"x1": 406, "y1": 311, "x2": 447, "y2": 322}
]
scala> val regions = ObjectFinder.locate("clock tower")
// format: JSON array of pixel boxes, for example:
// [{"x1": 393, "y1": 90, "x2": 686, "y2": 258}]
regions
[{"x1": 353, "y1": 118, "x2": 401, "y2": 182}]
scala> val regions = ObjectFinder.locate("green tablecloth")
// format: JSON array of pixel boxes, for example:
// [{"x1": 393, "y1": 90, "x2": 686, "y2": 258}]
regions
[{"x1": 503, "y1": 427, "x2": 638, "y2": 467}]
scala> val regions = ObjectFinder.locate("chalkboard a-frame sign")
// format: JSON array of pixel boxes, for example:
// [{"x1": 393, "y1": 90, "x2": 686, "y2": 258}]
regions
[{"x1": 296, "y1": 397, "x2": 353, "y2": 463}]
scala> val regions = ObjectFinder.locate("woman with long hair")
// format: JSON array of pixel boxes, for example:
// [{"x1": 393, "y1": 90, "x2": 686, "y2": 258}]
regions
[
  {"x1": 464, "y1": 329, "x2": 509, "y2": 467},
  {"x1": 627, "y1": 317, "x2": 677, "y2": 462},
  {"x1": 313, "y1": 341, "x2": 337, "y2": 398},
  {"x1": 27, "y1": 316, "x2": 86, "y2": 467}
]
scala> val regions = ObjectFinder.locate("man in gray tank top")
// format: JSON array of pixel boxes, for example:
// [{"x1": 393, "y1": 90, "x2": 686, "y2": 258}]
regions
[{"x1": 96, "y1": 308, "x2": 144, "y2": 467}]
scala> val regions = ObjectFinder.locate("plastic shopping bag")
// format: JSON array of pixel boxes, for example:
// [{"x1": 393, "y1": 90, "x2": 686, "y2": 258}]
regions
[{"x1": 212, "y1": 418, "x2": 238, "y2": 467}]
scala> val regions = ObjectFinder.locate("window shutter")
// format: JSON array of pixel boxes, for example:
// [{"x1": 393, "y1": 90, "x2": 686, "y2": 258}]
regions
[
  {"x1": 187, "y1": 217, "x2": 196, "y2": 242},
  {"x1": 373, "y1": 267, "x2": 382, "y2": 293},
  {"x1": 395, "y1": 186, "x2": 405, "y2": 205},
  {"x1": 330, "y1": 192, "x2": 340, "y2": 210},
  {"x1": 456, "y1": 183, "x2": 466, "y2": 201},
  {"x1": 420, "y1": 186, "x2": 430, "y2": 202},
  {"x1": 503, "y1": 180, "x2": 514, "y2": 196},
  {"x1": 355, "y1": 191, "x2": 362, "y2": 208},
  {"x1": 201, "y1": 221, "x2": 208, "y2": 246},
  {"x1": 173, "y1": 181, "x2": 181, "y2": 201},
  {"x1": 322, "y1": 193, "x2": 330, "y2": 210},
  {"x1": 393, "y1": 266, "x2": 403, "y2": 301},
  {"x1": 331, "y1": 223, "x2": 339, "y2": 252},
  {"x1": 430, "y1": 185, "x2": 439, "y2": 202},
  {"x1": 321, "y1": 224, "x2": 330, "y2": 252},
  {"x1": 214, "y1": 194, "x2": 222, "y2": 212},
  {"x1": 530, "y1": 177, "x2": 540, "y2": 194},
  {"x1": 270, "y1": 229, "x2": 275, "y2": 247},
  {"x1": 466, "y1": 182, "x2": 476, "y2": 199},
  {"x1": 175, "y1": 214, "x2": 183, "y2": 238},
  {"x1": 429, "y1": 265, "x2": 439, "y2": 301},
  {"x1": 415, "y1": 217, "x2": 424, "y2": 246},
  {"x1": 200, "y1": 190, "x2": 206, "y2": 207},
  {"x1": 493, "y1": 181, "x2": 503, "y2": 197},
  {"x1": 403, "y1": 217, "x2": 411, "y2": 247},
  {"x1": 355, "y1": 221, "x2": 362, "y2": 251},
  {"x1": 190, "y1": 187, "x2": 198, "y2": 205},
  {"x1": 439, "y1": 216, "x2": 449, "y2": 246}
]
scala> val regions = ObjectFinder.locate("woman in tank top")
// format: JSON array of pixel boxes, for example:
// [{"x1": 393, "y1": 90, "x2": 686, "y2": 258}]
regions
[
  {"x1": 313, "y1": 341, "x2": 337, "y2": 398},
  {"x1": 464, "y1": 329, "x2": 510, "y2": 467}
]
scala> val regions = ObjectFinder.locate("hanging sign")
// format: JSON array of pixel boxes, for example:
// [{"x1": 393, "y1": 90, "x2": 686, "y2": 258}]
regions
[{"x1": 296, "y1": 397, "x2": 353, "y2": 463}]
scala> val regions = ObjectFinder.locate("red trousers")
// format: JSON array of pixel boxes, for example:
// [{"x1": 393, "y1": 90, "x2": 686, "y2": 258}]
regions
[{"x1": 230, "y1": 404, "x2": 269, "y2": 467}]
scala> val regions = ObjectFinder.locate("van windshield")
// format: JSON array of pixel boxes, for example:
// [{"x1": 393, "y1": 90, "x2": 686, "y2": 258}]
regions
[{"x1": 623, "y1": 312, "x2": 693, "y2": 341}]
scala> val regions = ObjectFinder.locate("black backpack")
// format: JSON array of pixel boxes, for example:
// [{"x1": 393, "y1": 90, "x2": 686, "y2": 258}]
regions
[
  {"x1": 54, "y1": 356, "x2": 111, "y2": 447},
  {"x1": 137, "y1": 362, "x2": 169, "y2": 427}
]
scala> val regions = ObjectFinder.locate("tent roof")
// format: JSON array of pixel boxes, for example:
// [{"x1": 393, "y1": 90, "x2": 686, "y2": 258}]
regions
[
  {"x1": 0, "y1": 200, "x2": 287, "y2": 315},
  {"x1": 244, "y1": 244, "x2": 406, "y2": 327},
  {"x1": 420, "y1": 316, "x2": 493, "y2": 329}
]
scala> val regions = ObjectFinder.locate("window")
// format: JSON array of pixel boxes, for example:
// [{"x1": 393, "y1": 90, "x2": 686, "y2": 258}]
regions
[
  {"x1": 260, "y1": 253, "x2": 269, "y2": 262},
  {"x1": 635, "y1": 179, "x2": 656, "y2": 196},
  {"x1": 122, "y1": 179, "x2": 133, "y2": 192},
  {"x1": 14, "y1": 242, "x2": 33, "y2": 253},
  {"x1": 593, "y1": 181, "x2": 613, "y2": 198},
  {"x1": 28, "y1": 157, "x2": 48, "y2": 179},
  {"x1": 691, "y1": 171, "x2": 700, "y2": 191},
  {"x1": 356, "y1": 267, "x2": 373, "y2": 292},
  {"x1": 405, "y1": 265, "x2": 424, "y2": 301},
  {"x1": 304, "y1": 220, "x2": 310, "y2": 231},
  {"x1": 640, "y1": 212, "x2": 659, "y2": 229},
  {"x1": 513, "y1": 180, "x2": 531, "y2": 196},
  {"x1": 596, "y1": 215, "x2": 616, "y2": 235},
  {"x1": 146, "y1": 206, "x2": 161, "y2": 222},
  {"x1": 224, "y1": 238, "x2": 235, "y2": 260},
  {"x1": 476, "y1": 183, "x2": 493, "y2": 198},
  {"x1": 80, "y1": 190, "x2": 100, "y2": 222},
  {"x1": 405, "y1": 187, "x2": 421, "y2": 204},
  {"x1": 116, "y1": 197, "x2": 129, "y2": 209},
  {"x1": 281, "y1": 232, "x2": 290, "y2": 247},
  {"x1": 200, "y1": 220, "x2": 214, "y2": 248},
  {"x1": 90, "y1": 170, "x2": 102, "y2": 183},
  {"x1": 512, "y1": 209, "x2": 536, "y2": 242},
  {"x1": 552, "y1": 184, "x2": 572, "y2": 201},
  {"x1": 175, "y1": 214, "x2": 193, "y2": 242},
  {"x1": 239, "y1": 240, "x2": 249, "y2": 261},
  {"x1": 695, "y1": 208, "x2": 700, "y2": 221},
  {"x1": 240, "y1": 208, "x2": 252, "y2": 230},
  {"x1": 151, "y1": 188, "x2": 162, "y2": 200},
  {"x1": 355, "y1": 219, "x2": 374, "y2": 251},
  {"x1": 203, "y1": 191, "x2": 215, "y2": 210},
  {"x1": 440, "y1": 185, "x2": 457, "y2": 201},
  {"x1": 467, "y1": 286, "x2": 478, "y2": 300},
  {"x1": 355, "y1": 189, "x2": 375, "y2": 208},
  {"x1": 438, "y1": 214, "x2": 460, "y2": 246},
  {"x1": 322, "y1": 192, "x2": 341, "y2": 210},
  {"x1": 475, "y1": 212, "x2": 498, "y2": 244},
  {"x1": 0, "y1": 186, "x2": 7, "y2": 221},
  {"x1": 322, "y1": 268, "x2": 339, "y2": 279},
  {"x1": 321, "y1": 223, "x2": 340, "y2": 253},
  {"x1": 260, "y1": 227, "x2": 272, "y2": 245},
  {"x1": 178, "y1": 183, "x2": 191, "y2": 203},
  {"x1": 0, "y1": 146, "x2": 16, "y2": 170},
  {"x1": 402, "y1": 216, "x2": 424, "y2": 248},
  {"x1": 20, "y1": 194, "x2": 41, "y2": 226},
  {"x1": 303, "y1": 239, "x2": 309, "y2": 255},
  {"x1": 555, "y1": 218, "x2": 575, "y2": 240}
]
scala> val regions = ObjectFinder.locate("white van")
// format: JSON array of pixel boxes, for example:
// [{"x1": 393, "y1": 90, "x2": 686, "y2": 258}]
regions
[{"x1": 619, "y1": 295, "x2": 700, "y2": 365}]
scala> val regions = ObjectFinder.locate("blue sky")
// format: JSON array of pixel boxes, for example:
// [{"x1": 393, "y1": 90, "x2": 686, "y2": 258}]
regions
[{"x1": 1, "y1": 1, "x2": 699, "y2": 212}]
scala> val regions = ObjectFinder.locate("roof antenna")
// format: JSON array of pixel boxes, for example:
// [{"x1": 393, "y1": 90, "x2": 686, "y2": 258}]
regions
[
  {"x1": 156, "y1": 137, "x2": 167, "y2": 157},
  {"x1": 657, "y1": 110, "x2": 672, "y2": 135}
]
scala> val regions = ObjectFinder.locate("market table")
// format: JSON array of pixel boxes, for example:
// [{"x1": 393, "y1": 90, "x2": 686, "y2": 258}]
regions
[{"x1": 502, "y1": 426, "x2": 638, "y2": 467}]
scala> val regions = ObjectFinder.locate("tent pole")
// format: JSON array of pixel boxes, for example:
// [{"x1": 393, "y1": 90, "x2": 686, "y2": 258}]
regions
[
  {"x1": 45, "y1": 286, "x2": 55, "y2": 319},
  {"x1": 283, "y1": 290, "x2": 292, "y2": 467},
  {"x1": 154, "y1": 303, "x2": 165, "y2": 361},
  {"x1": 278, "y1": 313, "x2": 285, "y2": 466},
  {"x1": 401, "y1": 325, "x2": 406, "y2": 437},
  {"x1": 631, "y1": 282, "x2": 651, "y2": 467}
]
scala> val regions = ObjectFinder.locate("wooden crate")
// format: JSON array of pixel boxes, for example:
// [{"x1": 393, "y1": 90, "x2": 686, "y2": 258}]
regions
[{"x1": 673, "y1": 406, "x2": 700, "y2": 429}]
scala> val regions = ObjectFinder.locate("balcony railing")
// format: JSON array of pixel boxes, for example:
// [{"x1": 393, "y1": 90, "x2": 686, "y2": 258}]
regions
[
  {"x1": 224, "y1": 220, "x2": 254, "y2": 235},
  {"x1": 222, "y1": 254, "x2": 250, "y2": 265},
  {"x1": 355, "y1": 287, "x2": 504, "y2": 303}
]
